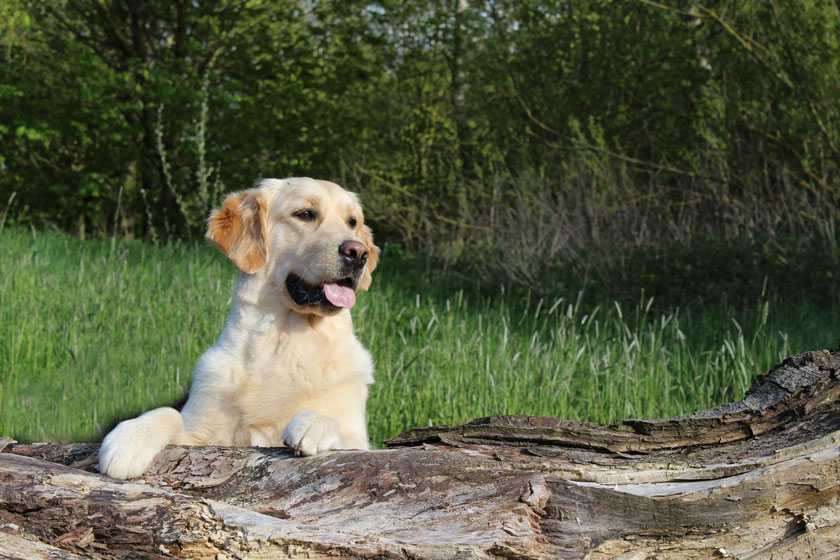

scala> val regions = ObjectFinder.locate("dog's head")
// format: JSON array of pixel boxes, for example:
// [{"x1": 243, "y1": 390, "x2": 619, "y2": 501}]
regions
[{"x1": 206, "y1": 178, "x2": 380, "y2": 316}]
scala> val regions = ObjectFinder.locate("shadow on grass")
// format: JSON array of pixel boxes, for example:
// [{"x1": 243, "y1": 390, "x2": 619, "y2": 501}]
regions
[{"x1": 378, "y1": 236, "x2": 839, "y2": 314}]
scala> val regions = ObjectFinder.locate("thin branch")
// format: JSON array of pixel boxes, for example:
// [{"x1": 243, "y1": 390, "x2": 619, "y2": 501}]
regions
[
  {"x1": 352, "y1": 163, "x2": 491, "y2": 231},
  {"x1": 768, "y1": 1, "x2": 839, "y2": 158},
  {"x1": 507, "y1": 76, "x2": 728, "y2": 184}
]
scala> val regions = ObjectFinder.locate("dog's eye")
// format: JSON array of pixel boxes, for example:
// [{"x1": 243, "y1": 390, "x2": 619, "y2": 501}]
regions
[
  {"x1": 348, "y1": 217, "x2": 357, "y2": 228},
  {"x1": 294, "y1": 209, "x2": 317, "y2": 221}
]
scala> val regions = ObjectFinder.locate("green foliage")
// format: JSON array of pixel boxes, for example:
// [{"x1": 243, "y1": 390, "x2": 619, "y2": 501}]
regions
[
  {"x1": 1, "y1": 229, "x2": 837, "y2": 444},
  {"x1": 1, "y1": 1, "x2": 838, "y2": 281}
]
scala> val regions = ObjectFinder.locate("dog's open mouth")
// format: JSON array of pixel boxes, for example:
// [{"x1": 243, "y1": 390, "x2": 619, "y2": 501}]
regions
[{"x1": 286, "y1": 274, "x2": 357, "y2": 309}]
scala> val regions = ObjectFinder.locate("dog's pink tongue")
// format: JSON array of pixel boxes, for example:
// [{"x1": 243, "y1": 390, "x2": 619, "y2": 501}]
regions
[{"x1": 323, "y1": 283, "x2": 356, "y2": 308}]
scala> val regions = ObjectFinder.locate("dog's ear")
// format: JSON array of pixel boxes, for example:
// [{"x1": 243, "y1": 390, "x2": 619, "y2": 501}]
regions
[
  {"x1": 358, "y1": 224, "x2": 380, "y2": 292},
  {"x1": 206, "y1": 189, "x2": 268, "y2": 274}
]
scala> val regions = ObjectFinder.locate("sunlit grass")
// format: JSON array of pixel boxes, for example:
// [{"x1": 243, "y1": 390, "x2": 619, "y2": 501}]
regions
[
  {"x1": 362, "y1": 283, "x2": 801, "y2": 444},
  {"x1": 1, "y1": 228, "x2": 837, "y2": 446}
]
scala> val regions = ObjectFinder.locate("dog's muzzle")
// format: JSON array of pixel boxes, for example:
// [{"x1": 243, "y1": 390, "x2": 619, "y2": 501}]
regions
[{"x1": 285, "y1": 241, "x2": 368, "y2": 310}]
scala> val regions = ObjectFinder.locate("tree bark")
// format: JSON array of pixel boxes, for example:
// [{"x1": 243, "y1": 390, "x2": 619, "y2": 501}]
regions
[{"x1": 1, "y1": 346, "x2": 839, "y2": 559}]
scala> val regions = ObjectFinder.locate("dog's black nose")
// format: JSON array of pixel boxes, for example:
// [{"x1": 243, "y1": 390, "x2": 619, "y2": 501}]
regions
[{"x1": 339, "y1": 240, "x2": 369, "y2": 268}]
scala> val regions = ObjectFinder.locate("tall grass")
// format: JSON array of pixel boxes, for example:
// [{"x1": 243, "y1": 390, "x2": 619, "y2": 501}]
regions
[
  {"x1": 0, "y1": 229, "x2": 233, "y2": 442},
  {"x1": 381, "y1": 160, "x2": 840, "y2": 291},
  {"x1": 363, "y1": 248, "x2": 838, "y2": 443},
  {"x1": 1, "y1": 228, "x2": 837, "y2": 446}
]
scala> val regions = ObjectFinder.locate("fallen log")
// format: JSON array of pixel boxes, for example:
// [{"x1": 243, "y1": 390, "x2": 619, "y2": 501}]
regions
[{"x1": 1, "y1": 346, "x2": 839, "y2": 559}]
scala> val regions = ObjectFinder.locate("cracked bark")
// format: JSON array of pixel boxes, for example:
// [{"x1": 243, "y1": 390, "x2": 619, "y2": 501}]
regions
[{"x1": 1, "y1": 346, "x2": 839, "y2": 559}]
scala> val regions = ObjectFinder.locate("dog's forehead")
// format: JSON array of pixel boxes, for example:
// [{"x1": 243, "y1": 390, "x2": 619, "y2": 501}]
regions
[{"x1": 263, "y1": 177, "x2": 361, "y2": 213}]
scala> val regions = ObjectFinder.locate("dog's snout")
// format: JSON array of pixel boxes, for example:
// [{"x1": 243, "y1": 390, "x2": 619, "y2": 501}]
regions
[{"x1": 339, "y1": 240, "x2": 369, "y2": 267}]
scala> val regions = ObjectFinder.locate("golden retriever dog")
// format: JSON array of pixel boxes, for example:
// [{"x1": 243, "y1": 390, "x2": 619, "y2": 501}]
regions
[{"x1": 98, "y1": 177, "x2": 379, "y2": 479}]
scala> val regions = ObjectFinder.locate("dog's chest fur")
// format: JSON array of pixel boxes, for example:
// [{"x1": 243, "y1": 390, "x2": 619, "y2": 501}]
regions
[{"x1": 230, "y1": 310, "x2": 373, "y2": 435}]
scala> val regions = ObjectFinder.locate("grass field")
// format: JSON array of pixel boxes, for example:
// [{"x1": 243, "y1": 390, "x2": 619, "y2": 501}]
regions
[{"x1": 1, "y1": 227, "x2": 838, "y2": 446}]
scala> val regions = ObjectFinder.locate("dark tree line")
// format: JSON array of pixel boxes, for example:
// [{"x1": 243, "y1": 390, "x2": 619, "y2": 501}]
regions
[{"x1": 2, "y1": 1, "x2": 838, "y2": 274}]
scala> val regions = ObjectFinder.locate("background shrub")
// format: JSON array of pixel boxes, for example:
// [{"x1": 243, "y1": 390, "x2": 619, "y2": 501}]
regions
[{"x1": 1, "y1": 0, "x2": 838, "y2": 284}]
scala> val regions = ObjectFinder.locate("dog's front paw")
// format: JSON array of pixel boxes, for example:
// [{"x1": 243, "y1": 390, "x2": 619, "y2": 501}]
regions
[
  {"x1": 98, "y1": 407, "x2": 182, "y2": 479},
  {"x1": 282, "y1": 411, "x2": 345, "y2": 456},
  {"x1": 98, "y1": 419, "x2": 160, "y2": 479}
]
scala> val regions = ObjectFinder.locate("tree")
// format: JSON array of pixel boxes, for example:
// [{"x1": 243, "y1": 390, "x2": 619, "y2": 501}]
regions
[{"x1": 1, "y1": 0, "x2": 838, "y2": 263}]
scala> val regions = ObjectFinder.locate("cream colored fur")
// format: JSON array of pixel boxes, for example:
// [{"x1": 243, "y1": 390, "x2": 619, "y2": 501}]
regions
[{"x1": 99, "y1": 178, "x2": 380, "y2": 479}]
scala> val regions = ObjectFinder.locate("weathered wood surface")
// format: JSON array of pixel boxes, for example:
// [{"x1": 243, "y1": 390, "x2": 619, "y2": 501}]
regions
[{"x1": 1, "y1": 346, "x2": 839, "y2": 559}]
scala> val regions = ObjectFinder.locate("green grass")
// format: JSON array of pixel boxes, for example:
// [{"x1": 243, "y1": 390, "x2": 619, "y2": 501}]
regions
[{"x1": 1, "y1": 227, "x2": 838, "y2": 446}]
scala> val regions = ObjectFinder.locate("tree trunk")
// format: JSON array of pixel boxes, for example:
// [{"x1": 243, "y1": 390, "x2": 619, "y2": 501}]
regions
[{"x1": 1, "y1": 346, "x2": 839, "y2": 559}]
